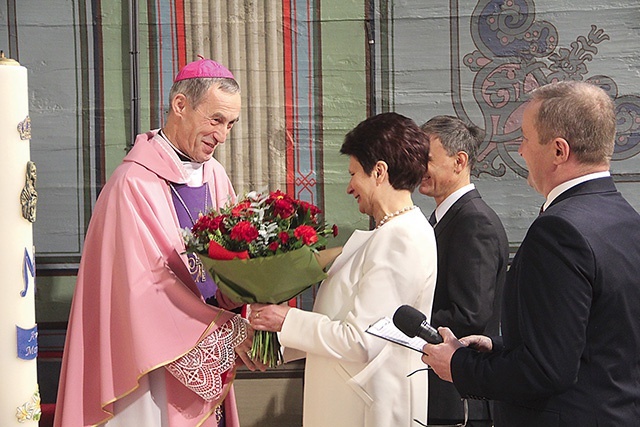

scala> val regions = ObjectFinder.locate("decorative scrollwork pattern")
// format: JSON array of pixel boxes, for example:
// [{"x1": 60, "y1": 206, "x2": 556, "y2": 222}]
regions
[{"x1": 453, "y1": 0, "x2": 639, "y2": 177}]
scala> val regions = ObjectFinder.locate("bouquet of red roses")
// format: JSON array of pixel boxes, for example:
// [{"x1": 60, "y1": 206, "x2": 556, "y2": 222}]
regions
[{"x1": 183, "y1": 190, "x2": 339, "y2": 367}]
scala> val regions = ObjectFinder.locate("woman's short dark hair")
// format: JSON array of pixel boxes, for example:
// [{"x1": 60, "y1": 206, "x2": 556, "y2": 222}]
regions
[{"x1": 340, "y1": 112, "x2": 429, "y2": 191}]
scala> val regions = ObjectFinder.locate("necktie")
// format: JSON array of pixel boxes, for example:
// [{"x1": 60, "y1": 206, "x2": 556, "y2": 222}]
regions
[{"x1": 428, "y1": 211, "x2": 437, "y2": 227}]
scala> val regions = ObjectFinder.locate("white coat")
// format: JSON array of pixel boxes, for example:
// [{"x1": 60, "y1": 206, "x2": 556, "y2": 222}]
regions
[{"x1": 279, "y1": 208, "x2": 437, "y2": 427}]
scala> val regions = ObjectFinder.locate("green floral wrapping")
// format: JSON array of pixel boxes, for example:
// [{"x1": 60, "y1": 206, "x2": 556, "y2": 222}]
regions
[
  {"x1": 197, "y1": 245, "x2": 327, "y2": 304},
  {"x1": 197, "y1": 246, "x2": 329, "y2": 368}
]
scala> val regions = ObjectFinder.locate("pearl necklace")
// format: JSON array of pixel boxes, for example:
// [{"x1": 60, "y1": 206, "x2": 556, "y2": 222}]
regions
[{"x1": 376, "y1": 205, "x2": 417, "y2": 229}]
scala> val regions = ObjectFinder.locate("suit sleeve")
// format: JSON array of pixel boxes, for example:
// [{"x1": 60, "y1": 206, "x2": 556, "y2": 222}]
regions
[
  {"x1": 431, "y1": 208, "x2": 504, "y2": 336},
  {"x1": 450, "y1": 215, "x2": 594, "y2": 401}
]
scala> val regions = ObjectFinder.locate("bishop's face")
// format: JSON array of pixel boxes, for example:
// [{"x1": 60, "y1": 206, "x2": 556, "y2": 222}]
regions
[{"x1": 177, "y1": 85, "x2": 241, "y2": 163}]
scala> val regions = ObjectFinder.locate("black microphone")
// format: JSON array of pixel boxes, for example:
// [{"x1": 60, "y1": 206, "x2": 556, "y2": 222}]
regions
[{"x1": 393, "y1": 305, "x2": 443, "y2": 344}]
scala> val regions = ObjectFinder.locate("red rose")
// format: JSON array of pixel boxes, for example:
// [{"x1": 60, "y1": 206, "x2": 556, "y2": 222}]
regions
[
  {"x1": 299, "y1": 200, "x2": 321, "y2": 217},
  {"x1": 279, "y1": 231, "x2": 290, "y2": 244},
  {"x1": 267, "y1": 190, "x2": 297, "y2": 218},
  {"x1": 230, "y1": 221, "x2": 259, "y2": 242},
  {"x1": 231, "y1": 201, "x2": 252, "y2": 217},
  {"x1": 267, "y1": 190, "x2": 293, "y2": 204},
  {"x1": 294, "y1": 225, "x2": 318, "y2": 245},
  {"x1": 268, "y1": 241, "x2": 280, "y2": 252},
  {"x1": 272, "y1": 198, "x2": 296, "y2": 218},
  {"x1": 192, "y1": 214, "x2": 225, "y2": 233},
  {"x1": 211, "y1": 215, "x2": 226, "y2": 231},
  {"x1": 332, "y1": 224, "x2": 339, "y2": 237}
]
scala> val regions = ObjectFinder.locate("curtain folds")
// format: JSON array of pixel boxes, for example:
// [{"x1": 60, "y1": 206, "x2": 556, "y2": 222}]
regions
[{"x1": 184, "y1": 0, "x2": 286, "y2": 193}]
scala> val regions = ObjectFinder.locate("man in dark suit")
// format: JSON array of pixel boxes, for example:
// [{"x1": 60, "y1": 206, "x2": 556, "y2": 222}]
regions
[
  {"x1": 419, "y1": 116, "x2": 509, "y2": 426},
  {"x1": 423, "y1": 81, "x2": 640, "y2": 426}
]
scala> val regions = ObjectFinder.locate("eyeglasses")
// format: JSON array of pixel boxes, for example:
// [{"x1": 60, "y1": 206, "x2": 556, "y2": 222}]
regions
[{"x1": 407, "y1": 368, "x2": 469, "y2": 427}]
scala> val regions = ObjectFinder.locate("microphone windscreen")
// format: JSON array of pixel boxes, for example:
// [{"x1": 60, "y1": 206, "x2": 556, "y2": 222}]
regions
[{"x1": 393, "y1": 305, "x2": 426, "y2": 338}]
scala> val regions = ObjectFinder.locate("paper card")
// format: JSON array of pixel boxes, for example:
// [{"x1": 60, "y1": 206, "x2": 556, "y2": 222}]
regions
[{"x1": 366, "y1": 316, "x2": 427, "y2": 353}]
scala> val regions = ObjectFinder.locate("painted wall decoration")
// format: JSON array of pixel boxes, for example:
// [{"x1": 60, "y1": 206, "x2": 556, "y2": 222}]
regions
[
  {"x1": 0, "y1": 0, "x2": 637, "y2": 297},
  {"x1": 389, "y1": 0, "x2": 639, "y2": 242},
  {"x1": 282, "y1": 1, "x2": 324, "y2": 206},
  {"x1": 449, "y1": 0, "x2": 640, "y2": 178}
]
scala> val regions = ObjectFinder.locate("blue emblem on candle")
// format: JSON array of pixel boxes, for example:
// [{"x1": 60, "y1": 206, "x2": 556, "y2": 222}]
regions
[
  {"x1": 17, "y1": 325, "x2": 38, "y2": 360},
  {"x1": 21, "y1": 247, "x2": 35, "y2": 297}
]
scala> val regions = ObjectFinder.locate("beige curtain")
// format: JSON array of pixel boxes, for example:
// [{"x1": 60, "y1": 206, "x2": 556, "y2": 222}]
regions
[{"x1": 184, "y1": 0, "x2": 286, "y2": 194}]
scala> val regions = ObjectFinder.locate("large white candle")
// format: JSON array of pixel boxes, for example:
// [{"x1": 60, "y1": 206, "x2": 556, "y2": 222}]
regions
[{"x1": 0, "y1": 52, "x2": 40, "y2": 425}]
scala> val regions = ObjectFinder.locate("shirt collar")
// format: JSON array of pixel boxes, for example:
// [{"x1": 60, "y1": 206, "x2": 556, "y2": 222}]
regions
[
  {"x1": 434, "y1": 183, "x2": 475, "y2": 224},
  {"x1": 158, "y1": 129, "x2": 205, "y2": 186},
  {"x1": 543, "y1": 171, "x2": 610, "y2": 211},
  {"x1": 158, "y1": 129, "x2": 195, "y2": 162}
]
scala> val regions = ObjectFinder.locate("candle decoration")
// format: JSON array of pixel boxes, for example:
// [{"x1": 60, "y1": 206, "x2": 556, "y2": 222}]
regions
[
  {"x1": 17, "y1": 116, "x2": 31, "y2": 140},
  {"x1": 20, "y1": 161, "x2": 37, "y2": 223},
  {"x1": 0, "y1": 50, "x2": 40, "y2": 425},
  {"x1": 20, "y1": 248, "x2": 35, "y2": 298}
]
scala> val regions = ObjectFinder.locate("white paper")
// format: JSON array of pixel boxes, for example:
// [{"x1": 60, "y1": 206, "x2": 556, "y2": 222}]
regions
[{"x1": 366, "y1": 317, "x2": 427, "y2": 353}]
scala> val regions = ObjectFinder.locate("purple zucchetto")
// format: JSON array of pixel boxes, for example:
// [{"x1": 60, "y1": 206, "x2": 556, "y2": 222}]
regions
[{"x1": 174, "y1": 56, "x2": 235, "y2": 82}]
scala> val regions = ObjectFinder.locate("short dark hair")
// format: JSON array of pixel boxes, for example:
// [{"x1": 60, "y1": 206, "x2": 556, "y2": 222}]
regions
[
  {"x1": 340, "y1": 112, "x2": 429, "y2": 191},
  {"x1": 530, "y1": 81, "x2": 615, "y2": 165},
  {"x1": 420, "y1": 115, "x2": 484, "y2": 168}
]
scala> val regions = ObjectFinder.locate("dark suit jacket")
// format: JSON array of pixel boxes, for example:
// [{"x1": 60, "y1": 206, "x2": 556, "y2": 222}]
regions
[
  {"x1": 428, "y1": 189, "x2": 509, "y2": 423},
  {"x1": 451, "y1": 177, "x2": 640, "y2": 426}
]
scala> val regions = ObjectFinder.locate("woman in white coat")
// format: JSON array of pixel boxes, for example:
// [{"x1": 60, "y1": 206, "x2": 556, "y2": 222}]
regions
[{"x1": 250, "y1": 112, "x2": 437, "y2": 427}]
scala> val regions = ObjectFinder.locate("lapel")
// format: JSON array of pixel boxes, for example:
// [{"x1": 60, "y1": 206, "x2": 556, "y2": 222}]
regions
[
  {"x1": 433, "y1": 189, "x2": 481, "y2": 237},
  {"x1": 545, "y1": 176, "x2": 617, "y2": 211}
]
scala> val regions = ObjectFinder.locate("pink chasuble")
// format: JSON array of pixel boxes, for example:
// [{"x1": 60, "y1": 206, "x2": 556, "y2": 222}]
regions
[{"x1": 54, "y1": 131, "x2": 241, "y2": 427}]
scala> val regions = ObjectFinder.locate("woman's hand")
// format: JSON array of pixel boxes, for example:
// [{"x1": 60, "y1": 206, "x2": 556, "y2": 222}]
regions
[{"x1": 249, "y1": 303, "x2": 291, "y2": 332}]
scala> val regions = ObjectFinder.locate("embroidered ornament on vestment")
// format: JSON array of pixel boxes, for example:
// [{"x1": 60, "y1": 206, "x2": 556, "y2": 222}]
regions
[{"x1": 166, "y1": 315, "x2": 247, "y2": 401}]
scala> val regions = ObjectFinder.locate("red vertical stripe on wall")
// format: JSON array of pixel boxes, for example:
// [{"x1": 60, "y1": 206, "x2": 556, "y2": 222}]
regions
[
  {"x1": 283, "y1": 0, "x2": 298, "y2": 308},
  {"x1": 282, "y1": 0, "x2": 295, "y2": 196},
  {"x1": 174, "y1": 0, "x2": 187, "y2": 68}
]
